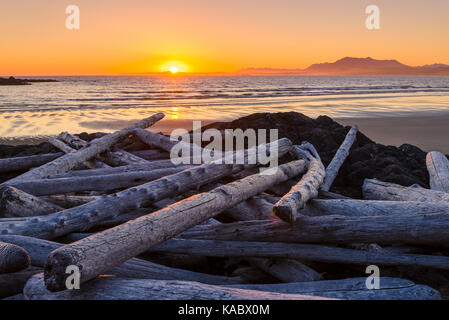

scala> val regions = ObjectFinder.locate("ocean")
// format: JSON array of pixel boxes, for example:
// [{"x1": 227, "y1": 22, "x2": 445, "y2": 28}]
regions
[{"x1": 1, "y1": 75, "x2": 449, "y2": 138}]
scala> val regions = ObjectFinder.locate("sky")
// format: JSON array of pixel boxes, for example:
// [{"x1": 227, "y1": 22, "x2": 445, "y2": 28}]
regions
[{"x1": 1, "y1": 0, "x2": 449, "y2": 75}]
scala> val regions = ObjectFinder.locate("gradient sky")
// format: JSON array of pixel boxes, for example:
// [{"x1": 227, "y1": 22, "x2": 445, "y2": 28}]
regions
[{"x1": 1, "y1": 0, "x2": 449, "y2": 75}]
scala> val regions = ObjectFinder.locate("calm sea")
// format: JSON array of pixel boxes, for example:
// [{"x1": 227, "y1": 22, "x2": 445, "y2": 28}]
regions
[{"x1": 1, "y1": 75, "x2": 449, "y2": 138}]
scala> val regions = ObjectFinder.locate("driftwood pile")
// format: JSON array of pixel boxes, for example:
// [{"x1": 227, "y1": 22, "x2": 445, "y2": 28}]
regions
[{"x1": 0, "y1": 112, "x2": 447, "y2": 300}]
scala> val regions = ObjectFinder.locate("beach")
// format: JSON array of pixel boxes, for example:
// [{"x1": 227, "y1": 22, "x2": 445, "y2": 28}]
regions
[{"x1": 337, "y1": 113, "x2": 449, "y2": 154}]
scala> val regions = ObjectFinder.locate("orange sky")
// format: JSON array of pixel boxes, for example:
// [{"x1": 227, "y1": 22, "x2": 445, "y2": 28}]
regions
[{"x1": 1, "y1": 0, "x2": 449, "y2": 75}]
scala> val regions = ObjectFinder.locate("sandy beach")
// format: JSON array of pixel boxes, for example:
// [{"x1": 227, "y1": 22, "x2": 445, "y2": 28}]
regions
[
  {"x1": 1, "y1": 114, "x2": 449, "y2": 155},
  {"x1": 337, "y1": 114, "x2": 449, "y2": 154}
]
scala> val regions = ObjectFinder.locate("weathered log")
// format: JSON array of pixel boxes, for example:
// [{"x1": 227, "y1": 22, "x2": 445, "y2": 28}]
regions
[
  {"x1": 10, "y1": 168, "x2": 190, "y2": 196},
  {"x1": 0, "y1": 186, "x2": 63, "y2": 217},
  {"x1": 222, "y1": 196, "x2": 275, "y2": 221},
  {"x1": 0, "y1": 138, "x2": 291, "y2": 240},
  {"x1": 426, "y1": 151, "x2": 449, "y2": 192},
  {"x1": 321, "y1": 125, "x2": 358, "y2": 191},
  {"x1": 273, "y1": 143, "x2": 326, "y2": 223},
  {"x1": 181, "y1": 212, "x2": 449, "y2": 246},
  {"x1": 318, "y1": 190, "x2": 351, "y2": 200},
  {"x1": 151, "y1": 238, "x2": 449, "y2": 270},
  {"x1": 50, "y1": 162, "x2": 191, "y2": 179},
  {"x1": 301, "y1": 199, "x2": 449, "y2": 217},
  {"x1": 26, "y1": 274, "x2": 328, "y2": 300},
  {"x1": 0, "y1": 241, "x2": 31, "y2": 273},
  {"x1": 59, "y1": 131, "x2": 150, "y2": 166},
  {"x1": 363, "y1": 178, "x2": 449, "y2": 202},
  {"x1": 131, "y1": 149, "x2": 170, "y2": 161},
  {"x1": 48, "y1": 137, "x2": 109, "y2": 169},
  {"x1": 226, "y1": 277, "x2": 441, "y2": 300},
  {"x1": 44, "y1": 160, "x2": 306, "y2": 291},
  {"x1": 0, "y1": 153, "x2": 63, "y2": 174},
  {"x1": 39, "y1": 195, "x2": 99, "y2": 208},
  {"x1": 247, "y1": 258, "x2": 322, "y2": 282},
  {"x1": 0, "y1": 235, "x2": 244, "y2": 285},
  {"x1": 0, "y1": 267, "x2": 42, "y2": 299},
  {"x1": 1, "y1": 113, "x2": 164, "y2": 185}
]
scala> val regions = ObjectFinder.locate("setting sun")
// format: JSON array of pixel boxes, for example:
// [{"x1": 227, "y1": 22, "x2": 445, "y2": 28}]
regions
[
  {"x1": 169, "y1": 66, "x2": 179, "y2": 74},
  {"x1": 159, "y1": 61, "x2": 189, "y2": 74}
]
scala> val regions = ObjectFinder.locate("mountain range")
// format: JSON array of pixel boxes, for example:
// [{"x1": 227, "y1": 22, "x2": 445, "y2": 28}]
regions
[{"x1": 236, "y1": 57, "x2": 449, "y2": 76}]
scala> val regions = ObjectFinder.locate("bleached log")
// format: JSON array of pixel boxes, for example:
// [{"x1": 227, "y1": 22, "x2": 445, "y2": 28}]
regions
[
  {"x1": 248, "y1": 258, "x2": 322, "y2": 282},
  {"x1": 0, "y1": 187, "x2": 63, "y2": 217},
  {"x1": 151, "y1": 238, "x2": 449, "y2": 270},
  {"x1": 0, "y1": 235, "x2": 244, "y2": 285},
  {"x1": 363, "y1": 179, "x2": 449, "y2": 202},
  {"x1": 318, "y1": 190, "x2": 351, "y2": 199},
  {"x1": 321, "y1": 125, "x2": 358, "y2": 191},
  {"x1": 0, "y1": 153, "x2": 63, "y2": 174},
  {"x1": 1, "y1": 113, "x2": 164, "y2": 185},
  {"x1": 273, "y1": 143, "x2": 326, "y2": 223},
  {"x1": 10, "y1": 168, "x2": 190, "y2": 196},
  {"x1": 222, "y1": 196, "x2": 275, "y2": 221},
  {"x1": 131, "y1": 150, "x2": 170, "y2": 161},
  {"x1": 50, "y1": 163, "x2": 191, "y2": 179},
  {"x1": 0, "y1": 241, "x2": 30, "y2": 273},
  {"x1": 0, "y1": 267, "x2": 42, "y2": 299},
  {"x1": 48, "y1": 137, "x2": 109, "y2": 169},
  {"x1": 226, "y1": 277, "x2": 441, "y2": 300},
  {"x1": 133, "y1": 128, "x2": 201, "y2": 154},
  {"x1": 26, "y1": 274, "x2": 328, "y2": 300},
  {"x1": 59, "y1": 132, "x2": 150, "y2": 166},
  {"x1": 44, "y1": 160, "x2": 305, "y2": 291},
  {"x1": 180, "y1": 212, "x2": 449, "y2": 246},
  {"x1": 301, "y1": 199, "x2": 449, "y2": 217},
  {"x1": 0, "y1": 138, "x2": 291, "y2": 240},
  {"x1": 426, "y1": 151, "x2": 449, "y2": 192},
  {"x1": 39, "y1": 195, "x2": 99, "y2": 208}
]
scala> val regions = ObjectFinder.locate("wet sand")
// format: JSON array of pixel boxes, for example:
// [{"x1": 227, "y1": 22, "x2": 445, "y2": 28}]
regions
[
  {"x1": 337, "y1": 114, "x2": 449, "y2": 154},
  {"x1": 1, "y1": 114, "x2": 448, "y2": 154}
]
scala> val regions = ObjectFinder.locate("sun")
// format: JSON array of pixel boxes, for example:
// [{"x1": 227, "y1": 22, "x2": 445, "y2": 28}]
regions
[
  {"x1": 159, "y1": 61, "x2": 189, "y2": 74},
  {"x1": 169, "y1": 66, "x2": 179, "y2": 74}
]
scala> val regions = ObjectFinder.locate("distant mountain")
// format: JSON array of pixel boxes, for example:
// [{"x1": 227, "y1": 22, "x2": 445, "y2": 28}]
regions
[{"x1": 236, "y1": 57, "x2": 449, "y2": 76}]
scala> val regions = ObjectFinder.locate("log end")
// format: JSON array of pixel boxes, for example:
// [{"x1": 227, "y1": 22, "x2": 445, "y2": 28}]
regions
[
  {"x1": 44, "y1": 247, "x2": 83, "y2": 292},
  {"x1": 0, "y1": 242, "x2": 31, "y2": 274},
  {"x1": 272, "y1": 204, "x2": 297, "y2": 224}
]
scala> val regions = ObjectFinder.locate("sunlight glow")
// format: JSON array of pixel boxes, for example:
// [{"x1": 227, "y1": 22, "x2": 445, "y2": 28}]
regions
[{"x1": 160, "y1": 61, "x2": 189, "y2": 74}]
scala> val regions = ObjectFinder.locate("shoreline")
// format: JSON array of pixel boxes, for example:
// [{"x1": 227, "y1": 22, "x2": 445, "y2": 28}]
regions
[{"x1": 1, "y1": 113, "x2": 449, "y2": 154}]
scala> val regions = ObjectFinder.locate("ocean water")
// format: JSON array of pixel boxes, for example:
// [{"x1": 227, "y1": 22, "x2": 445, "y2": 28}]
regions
[{"x1": 1, "y1": 75, "x2": 449, "y2": 138}]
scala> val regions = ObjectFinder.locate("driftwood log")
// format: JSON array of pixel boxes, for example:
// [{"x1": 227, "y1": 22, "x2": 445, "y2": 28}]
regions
[
  {"x1": 0, "y1": 235, "x2": 244, "y2": 285},
  {"x1": 44, "y1": 160, "x2": 306, "y2": 291},
  {"x1": 247, "y1": 258, "x2": 322, "y2": 282},
  {"x1": 180, "y1": 212, "x2": 449, "y2": 246},
  {"x1": 48, "y1": 137, "x2": 109, "y2": 169},
  {"x1": 1, "y1": 113, "x2": 164, "y2": 185},
  {"x1": 273, "y1": 143, "x2": 326, "y2": 223},
  {"x1": 151, "y1": 238, "x2": 449, "y2": 270},
  {"x1": 38, "y1": 195, "x2": 99, "y2": 208},
  {"x1": 301, "y1": 199, "x2": 449, "y2": 217},
  {"x1": 0, "y1": 241, "x2": 31, "y2": 273},
  {"x1": 131, "y1": 150, "x2": 170, "y2": 161},
  {"x1": 0, "y1": 267, "x2": 42, "y2": 299},
  {"x1": 9, "y1": 168, "x2": 190, "y2": 196},
  {"x1": 226, "y1": 277, "x2": 440, "y2": 300},
  {"x1": 58, "y1": 131, "x2": 150, "y2": 166},
  {"x1": 0, "y1": 138, "x2": 291, "y2": 239},
  {"x1": 426, "y1": 151, "x2": 449, "y2": 192},
  {"x1": 363, "y1": 179, "x2": 449, "y2": 202},
  {"x1": 321, "y1": 125, "x2": 358, "y2": 191},
  {"x1": 25, "y1": 274, "x2": 328, "y2": 300},
  {"x1": 50, "y1": 162, "x2": 190, "y2": 179},
  {"x1": 0, "y1": 153, "x2": 64, "y2": 174},
  {"x1": 0, "y1": 187, "x2": 63, "y2": 217}
]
